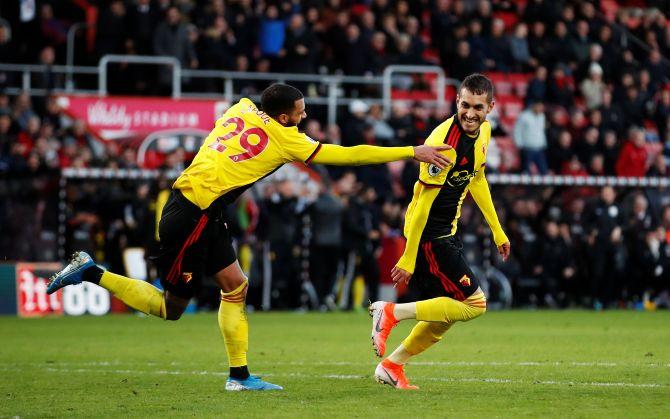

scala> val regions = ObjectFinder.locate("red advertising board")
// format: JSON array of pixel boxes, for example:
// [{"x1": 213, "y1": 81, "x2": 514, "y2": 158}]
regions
[
  {"x1": 58, "y1": 95, "x2": 230, "y2": 141},
  {"x1": 16, "y1": 263, "x2": 64, "y2": 317}
]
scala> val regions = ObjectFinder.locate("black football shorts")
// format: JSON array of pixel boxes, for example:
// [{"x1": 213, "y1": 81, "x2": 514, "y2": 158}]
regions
[{"x1": 152, "y1": 190, "x2": 236, "y2": 299}]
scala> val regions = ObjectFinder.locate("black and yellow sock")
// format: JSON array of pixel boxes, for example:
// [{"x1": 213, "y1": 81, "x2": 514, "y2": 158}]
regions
[
  {"x1": 82, "y1": 265, "x2": 104, "y2": 284},
  {"x1": 218, "y1": 280, "x2": 250, "y2": 378},
  {"x1": 97, "y1": 271, "x2": 166, "y2": 319}
]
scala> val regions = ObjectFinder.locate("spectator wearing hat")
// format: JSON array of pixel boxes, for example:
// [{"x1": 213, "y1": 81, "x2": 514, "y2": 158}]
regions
[
  {"x1": 342, "y1": 100, "x2": 369, "y2": 147},
  {"x1": 580, "y1": 63, "x2": 606, "y2": 110}
]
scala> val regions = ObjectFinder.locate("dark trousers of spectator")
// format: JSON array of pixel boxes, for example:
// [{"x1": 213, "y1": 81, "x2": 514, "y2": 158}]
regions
[
  {"x1": 590, "y1": 243, "x2": 623, "y2": 306},
  {"x1": 521, "y1": 149, "x2": 549, "y2": 175},
  {"x1": 357, "y1": 250, "x2": 380, "y2": 305},
  {"x1": 270, "y1": 241, "x2": 301, "y2": 309},
  {"x1": 310, "y1": 244, "x2": 340, "y2": 305},
  {"x1": 340, "y1": 249, "x2": 380, "y2": 309}
]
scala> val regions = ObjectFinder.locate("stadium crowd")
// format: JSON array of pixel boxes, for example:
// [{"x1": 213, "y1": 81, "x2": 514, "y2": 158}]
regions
[{"x1": 1, "y1": 0, "x2": 670, "y2": 310}]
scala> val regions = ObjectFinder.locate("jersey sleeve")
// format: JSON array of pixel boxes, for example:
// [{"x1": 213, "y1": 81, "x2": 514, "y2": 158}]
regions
[
  {"x1": 278, "y1": 126, "x2": 322, "y2": 163},
  {"x1": 468, "y1": 124, "x2": 509, "y2": 246},
  {"x1": 418, "y1": 121, "x2": 455, "y2": 187}
]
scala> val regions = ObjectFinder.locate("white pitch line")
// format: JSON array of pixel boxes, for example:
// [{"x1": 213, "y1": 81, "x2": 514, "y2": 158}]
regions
[
  {"x1": 0, "y1": 366, "x2": 666, "y2": 389},
  {"x1": 1, "y1": 360, "x2": 667, "y2": 368}
]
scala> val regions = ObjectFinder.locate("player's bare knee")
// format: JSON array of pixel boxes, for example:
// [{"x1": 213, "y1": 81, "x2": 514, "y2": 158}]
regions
[
  {"x1": 164, "y1": 293, "x2": 188, "y2": 321},
  {"x1": 214, "y1": 263, "x2": 248, "y2": 293}
]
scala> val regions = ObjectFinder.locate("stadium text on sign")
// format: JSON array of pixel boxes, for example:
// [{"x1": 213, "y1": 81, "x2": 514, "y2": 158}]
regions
[
  {"x1": 58, "y1": 96, "x2": 230, "y2": 141},
  {"x1": 14, "y1": 264, "x2": 110, "y2": 317}
]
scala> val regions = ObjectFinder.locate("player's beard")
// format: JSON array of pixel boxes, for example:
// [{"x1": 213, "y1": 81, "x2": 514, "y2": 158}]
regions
[
  {"x1": 458, "y1": 113, "x2": 482, "y2": 135},
  {"x1": 280, "y1": 119, "x2": 299, "y2": 128}
]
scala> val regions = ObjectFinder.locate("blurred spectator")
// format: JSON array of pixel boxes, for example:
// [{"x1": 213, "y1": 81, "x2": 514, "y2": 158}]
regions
[
  {"x1": 528, "y1": 21, "x2": 549, "y2": 67},
  {"x1": 586, "y1": 186, "x2": 625, "y2": 309},
  {"x1": 547, "y1": 65, "x2": 574, "y2": 109},
  {"x1": 342, "y1": 100, "x2": 368, "y2": 147},
  {"x1": 514, "y1": 100, "x2": 548, "y2": 174},
  {"x1": 259, "y1": 5, "x2": 286, "y2": 60},
  {"x1": 450, "y1": 40, "x2": 482, "y2": 81},
  {"x1": 309, "y1": 182, "x2": 344, "y2": 310},
  {"x1": 34, "y1": 46, "x2": 57, "y2": 92},
  {"x1": 645, "y1": 49, "x2": 670, "y2": 89},
  {"x1": 485, "y1": 18, "x2": 512, "y2": 72},
  {"x1": 580, "y1": 63, "x2": 606, "y2": 110},
  {"x1": 388, "y1": 101, "x2": 414, "y2": 146},
  {"x1": 261, "y1": 179, "x2": 300, "y2": 308},
  {"x1": 197, "y1": 17, "x2": 237, "y2": 71},
  {"x1": 343, "y1": 24, "x2": 371, "y2": 75},
  {"x1": 153, "y1": 7, "x2": 197, "y2": 92},
  {"x1": 533, "y1": 220, "x2": 576, "y2": 307},
  {"x1": 621, "y1": 85, "x2": 646, "y2": 127},
  {"x1": 12, "y1": 92, "x2": 36, "y2": 131},
  {"x1": 127, "y1": 0, "x2": 160, "y2": 56},
  {"x1": 97, "y1": 0, "x2": 128, "y2": 56},
  {"x1": 577, "y1": 126, "x2": 600, "y2": 166},
  {"x1": 38, "y1": 4, "x2": 68, "y2": 56},
  {"x1": 284, "y1": 14, "x2": 318, "y2": 74},
  {"x1": 655, "y1": 89, "x2": 670, "y2": 143},
  {"x1": 342, "y1": 185, "x2": 381, "y2": 308},
  {"x1": 366, "y1": 104, "x2": 395, "y2": 144},
  {"x1": 510, "y1": 23, "x2": 531, "y2": 71},
  {"x1": 547, "y1": 129, "x2": 573, "y2": 174},
  {"x1": 598, "y1": 90, "x2": 625, "y2": 135},
  {"x1": 548, "y1": 21, "x2": 573, "y2": 70},
  {"x1": 602, "y1": 130, "x2": 620, "y2": 175},
  {"x1": 570, "y1": 20, "x2": 591, "y2": 67},
  {"x1": 647, "y1": 153, "x2": 668, "y2": 177},
  {"x1": 576, "y1": 44, "x2": 608, "y2": 83},
  {"x1": 525, "y1": 66, "x2": 547, "y2": 105},
  {"x1": 616, "y1": 127, "x2": 649, "y2": 177}
]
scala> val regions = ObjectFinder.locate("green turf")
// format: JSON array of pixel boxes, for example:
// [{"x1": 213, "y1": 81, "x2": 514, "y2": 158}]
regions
[{"x1": 1, "y1": 310, "x2": 668, "y2": 418}]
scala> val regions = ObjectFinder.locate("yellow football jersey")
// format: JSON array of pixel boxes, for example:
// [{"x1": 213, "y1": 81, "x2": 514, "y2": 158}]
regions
[{"x1": 173, "y1": 98, "x2": 320, "y2": 209}]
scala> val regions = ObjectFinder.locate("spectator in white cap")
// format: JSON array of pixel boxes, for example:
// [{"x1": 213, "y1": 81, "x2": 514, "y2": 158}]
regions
[
  {"x1": 342, "y1": 99, "x2": 369, "y2": 147},
  {"x1": 580, "y1": 62, "x2": 606, "y2": 110}
]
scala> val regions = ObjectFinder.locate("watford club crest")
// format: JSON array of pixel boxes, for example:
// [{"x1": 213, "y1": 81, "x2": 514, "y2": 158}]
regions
[
  {"x1": 182, "y1": 272, "x2": 193, "y2": 283},
  {"x1": 459, "y1": 275, "x2": 471, "y2": 286}
]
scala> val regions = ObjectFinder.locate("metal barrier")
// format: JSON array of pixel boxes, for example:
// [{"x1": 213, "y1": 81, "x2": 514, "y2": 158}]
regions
[
  {"x1": 0, "y1": 57, "x2": 450, "y2": 127},
  {"x1": 382, "y1": 65, "x2": 454, "y2": 118},
  {"x1": 0, "y1": 63, "x2": 98, "y2": 96},
  {"x1": 66, "y1": 22, "x2": 94, "y2": 92},
  {"x1": 98, "y1": 55, "x2": 182, "y2": 98},
  {"x1": 487, "y1": 174, "x2": 670, "y2": 188}
]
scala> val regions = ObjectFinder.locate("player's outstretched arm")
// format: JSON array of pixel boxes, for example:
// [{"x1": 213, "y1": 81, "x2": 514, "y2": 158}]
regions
[
  {"x1": 392, "y1": 184, "x2": 441, "y2": 286},
  {"x1": 469, "y1": 169, "x2": 510, "y2": 261},
  {"x1": 310, "y1": 143, "x2": 452, "y2": 167}
]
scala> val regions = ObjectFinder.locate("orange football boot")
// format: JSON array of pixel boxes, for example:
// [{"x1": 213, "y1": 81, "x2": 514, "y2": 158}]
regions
[{"x1": 374, "y1": 359, "x2": 418, "y2": 390}]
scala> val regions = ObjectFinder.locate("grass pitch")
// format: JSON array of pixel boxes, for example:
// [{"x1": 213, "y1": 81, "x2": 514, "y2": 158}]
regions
[{"x1": 1, "y1": 310, "x2": 669, "y2": 418}]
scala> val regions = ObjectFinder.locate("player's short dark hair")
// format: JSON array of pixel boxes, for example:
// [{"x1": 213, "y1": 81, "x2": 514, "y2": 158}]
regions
[
  {"x1": 460, "y1": 73, "x2": 494, "y2": 103},
  {"x1": 261, "y1": 83, "x2": 304, "y2": 118}
]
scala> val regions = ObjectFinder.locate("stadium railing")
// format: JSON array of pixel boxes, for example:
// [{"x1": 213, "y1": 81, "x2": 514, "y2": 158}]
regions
[{"x1": 0, "y1": 56, "x2": 460, "y2": 126}]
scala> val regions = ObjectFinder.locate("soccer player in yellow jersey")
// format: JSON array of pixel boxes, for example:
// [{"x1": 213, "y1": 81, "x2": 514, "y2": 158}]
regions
[
  {"x1": 368, "y1": 74, "x2": 511, "y2": 390},
  {"x1": 46, "y1": 83, "x2": 451, "y2": 391}
]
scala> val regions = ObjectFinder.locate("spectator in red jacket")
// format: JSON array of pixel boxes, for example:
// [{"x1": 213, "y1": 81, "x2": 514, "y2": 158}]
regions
[{"x1": 615, "y1": 127, "x2": 648, "y2": 177}]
